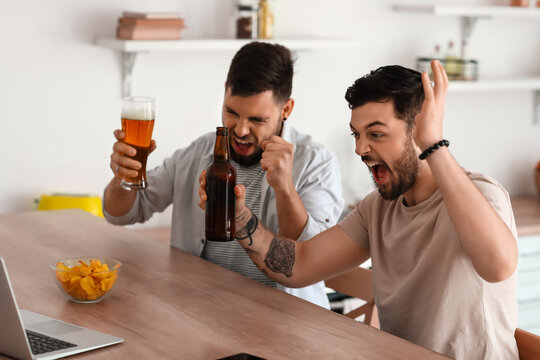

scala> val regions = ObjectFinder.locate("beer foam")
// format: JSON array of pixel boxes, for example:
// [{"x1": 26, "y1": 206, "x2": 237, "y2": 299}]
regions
[{"x1": 121, "y1": 108, "x2": 155, "y2": 120}]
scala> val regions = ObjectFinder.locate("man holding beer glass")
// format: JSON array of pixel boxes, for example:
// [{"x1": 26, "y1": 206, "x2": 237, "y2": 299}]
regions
[{"x1": 103, "y1": 42, "x2": 344, "y2": 308}]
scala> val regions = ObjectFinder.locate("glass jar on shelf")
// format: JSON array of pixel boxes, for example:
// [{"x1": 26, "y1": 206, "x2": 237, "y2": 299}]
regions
[
  {"x1": 258, "y1": 0, "x2": 274, "y2": 39},
  {"x1": 235, "y1": 1, "x2": 259, "y2": 39},
  {"x1": 415, "y1": 42, "x2": 478, "y2": 81}
]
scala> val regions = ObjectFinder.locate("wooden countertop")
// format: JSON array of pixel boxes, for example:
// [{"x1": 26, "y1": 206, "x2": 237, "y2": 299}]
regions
[{"x1": 512, "y1": 195, "x2": 540, "y2": 236}]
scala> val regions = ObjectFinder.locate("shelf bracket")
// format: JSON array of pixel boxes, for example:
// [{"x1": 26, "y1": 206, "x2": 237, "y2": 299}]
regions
[
  {"x1": 459, "y1": 16, "x2": 479, "y2": 58},
  {"x1": 122, "y1": 52, "x2": 138, "y2": 98},
  {"x1": 534, "y1": 90, "x2": 540, "y2": 125}
]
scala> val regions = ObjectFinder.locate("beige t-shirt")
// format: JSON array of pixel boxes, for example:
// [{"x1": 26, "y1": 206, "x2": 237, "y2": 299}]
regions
[{"x1": 338, "y1": 171, "x2": 518, "y2": 360}]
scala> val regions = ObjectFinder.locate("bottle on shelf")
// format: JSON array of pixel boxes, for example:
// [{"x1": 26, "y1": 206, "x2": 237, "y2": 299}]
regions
[
  {"x1": 415, "y1": 44, "x2": 440, "y2": 77},
  {"x1": 433, "y1": 44, "x2": 441, "y2": 60},
  {"x1": 258, "y1": 0, "x2": 274, "y2": 39},
  {"x1": 460, "y1": 40, "x2": 478, "y2": 81},
  {"x1": 235, "y1": 0, "x2": 259, "y2": 39},
  {"x1": 429, "y1": 44, "x2": 441, "y2": 75},
  {"x1": 460, "y1": 40, "x2": 468, "y2": 60},
  {"x1": 444, "y1": 40, "x2": 460, "y2": 80}
]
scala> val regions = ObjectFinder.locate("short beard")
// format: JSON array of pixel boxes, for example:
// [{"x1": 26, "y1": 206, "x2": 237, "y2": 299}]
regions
[
  {"x1": 377, "y1": 136, "x2": 419, "y2": 201},
  {"x1": 230, "y1": 147, "x2": 263, "y2": 167},
  {"x1": 229, "y1": 118, "x2": 283, "y2": 167}
]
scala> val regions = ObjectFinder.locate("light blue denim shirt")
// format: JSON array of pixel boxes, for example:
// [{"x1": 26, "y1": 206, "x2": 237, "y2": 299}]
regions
[{"x1": 103, "y1": 122, "x2": 344, "y2": 308}]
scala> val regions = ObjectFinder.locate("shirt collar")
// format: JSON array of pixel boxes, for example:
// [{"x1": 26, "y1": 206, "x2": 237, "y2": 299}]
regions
[{"x1": 280, "y1": 121, "x2": 295, "y2": 144}]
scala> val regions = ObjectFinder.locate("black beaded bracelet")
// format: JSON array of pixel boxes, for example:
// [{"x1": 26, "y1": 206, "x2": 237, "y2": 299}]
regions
[
  {"x1": 419, "y1": 139, "x2": 450, "y2": 160},
  {"x1": 236, "y1": 213, "x2": 258, "y2": 246}
]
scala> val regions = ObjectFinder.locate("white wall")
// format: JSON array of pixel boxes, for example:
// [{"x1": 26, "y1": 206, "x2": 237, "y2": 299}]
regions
[{"x1": 1, "y1": 0, "x2": 539, "y2": 228}]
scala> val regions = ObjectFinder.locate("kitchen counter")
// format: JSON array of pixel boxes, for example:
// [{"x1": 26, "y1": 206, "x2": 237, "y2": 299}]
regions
[
  {"x1": 512, "y1": 195, "x2": 540, "y2": 236},
  {"x1": 136, "y1": 196, "x2": 540, "y2": 241}
]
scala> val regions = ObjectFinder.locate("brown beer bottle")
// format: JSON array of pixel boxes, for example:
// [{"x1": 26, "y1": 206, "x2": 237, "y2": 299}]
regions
[{"x1": 205, "y1": 127, "x2": 236, "y2": 241}]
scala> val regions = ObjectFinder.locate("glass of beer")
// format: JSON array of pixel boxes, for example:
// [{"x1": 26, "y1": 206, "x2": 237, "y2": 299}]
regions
[{"x1": 120, "y1": 96, "x2": 155, "y2": 190}]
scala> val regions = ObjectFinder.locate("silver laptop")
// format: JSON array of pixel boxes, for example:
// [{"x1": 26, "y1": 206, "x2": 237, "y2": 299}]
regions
[{"x1": 0, "y1": 257, "x2": 124, "y2": 360}]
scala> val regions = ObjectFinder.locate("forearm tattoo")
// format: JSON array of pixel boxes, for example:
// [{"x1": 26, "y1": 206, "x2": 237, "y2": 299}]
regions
[{"x1": 264, "y1": 236, "x2": 296, "y2": 277}]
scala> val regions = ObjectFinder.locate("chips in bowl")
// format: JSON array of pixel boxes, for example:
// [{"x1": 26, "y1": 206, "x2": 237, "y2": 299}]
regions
[{"x1": 51, "y1": 258, "x2": 121, "y2": 303}]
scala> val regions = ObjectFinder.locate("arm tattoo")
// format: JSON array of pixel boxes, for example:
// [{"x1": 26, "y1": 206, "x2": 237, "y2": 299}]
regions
[{"x1": 264, "y1": 236, "x2": 295, "y2": 277}]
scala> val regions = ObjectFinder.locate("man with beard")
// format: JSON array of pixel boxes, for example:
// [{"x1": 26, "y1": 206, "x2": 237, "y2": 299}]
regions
[
  {"x1": 102, "y1": 41, "x2": 344, "y2": 308},
  {"x1": 204, "y1": 61, "x2": 519, "y2": 359}
]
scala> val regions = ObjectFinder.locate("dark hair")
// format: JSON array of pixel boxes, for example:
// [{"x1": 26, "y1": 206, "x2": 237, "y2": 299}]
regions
[
  {"x1": 225, "y1": 41, "x2": 294, "y2": 105},
  {"x1": 344, "y1": 65, "x2": 424, "y2": 131}
]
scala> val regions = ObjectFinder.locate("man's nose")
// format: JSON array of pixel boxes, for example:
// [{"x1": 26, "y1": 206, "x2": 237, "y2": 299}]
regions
[
  {"x1": 234, "y1": 119, "x2": 251, "y2": 138},
  {"x1": 355, "y1": 138, "x2": 370, "y2": 156}
]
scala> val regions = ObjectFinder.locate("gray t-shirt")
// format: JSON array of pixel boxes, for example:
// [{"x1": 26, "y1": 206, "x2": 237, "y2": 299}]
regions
[
  {"x1": 338, "y1": 170, "x2": 519, "y2": 359},
  {"x1": 202, "y1": 160, "x2": 276, "y2": 287}
]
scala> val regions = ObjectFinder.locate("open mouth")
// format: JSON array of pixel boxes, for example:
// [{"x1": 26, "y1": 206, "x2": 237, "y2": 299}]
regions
[
  {"x1": 232, "y1": 138, "x2": 254, "y2": 156},
  {"x1": 367, "y1": 162, "x2": 389, "y2": 185}
]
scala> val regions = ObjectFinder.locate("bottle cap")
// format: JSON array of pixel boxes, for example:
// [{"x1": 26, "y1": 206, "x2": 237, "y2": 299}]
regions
[{"x1": 216, "y1": 126, "x2": 229, "y2": 135}]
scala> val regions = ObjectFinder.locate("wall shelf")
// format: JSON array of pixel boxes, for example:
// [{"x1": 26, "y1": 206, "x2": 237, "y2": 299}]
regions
[
  {"x1": 393, "y1": 5, "x2": 540, "y2": 17},
  {"x1": 449, "y1": 78, "x2": 540, "y2": 92},
  {"x1": 96, "y1": 37, "x2": 359, "y2": 52},
  {"x1": 449, "y1": 79, "x2": 540, "y2": 123},
  {"x1": 95, "y1": 37, "x2": 358, "y2": 97},
  {"x1": 393, "y1": 5, "x2": 540, "y2": 55},
  {"x1": 393, "y1": 4, "x2": 540, "y2": 123}
]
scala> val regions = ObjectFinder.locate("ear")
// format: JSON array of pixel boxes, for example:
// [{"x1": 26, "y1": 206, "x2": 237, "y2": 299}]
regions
[{"x1": 281, "y1": 98, "x2": 295, "y2": 121}]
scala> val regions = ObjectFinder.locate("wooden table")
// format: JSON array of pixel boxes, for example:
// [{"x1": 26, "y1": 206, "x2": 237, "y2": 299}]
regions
[{"x1": 0, "y1": 210, "x2": 449, "y2": 359}]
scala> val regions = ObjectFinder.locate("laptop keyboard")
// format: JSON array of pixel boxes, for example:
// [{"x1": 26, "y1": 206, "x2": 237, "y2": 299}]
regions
[{"x1": 26, "y1": 329, "x2": 77, "y2": 355}]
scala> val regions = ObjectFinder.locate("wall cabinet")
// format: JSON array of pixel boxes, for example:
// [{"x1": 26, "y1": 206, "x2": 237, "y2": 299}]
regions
[
  {"x1": 518, "y1": 234, "x2": 540, "y2": 334},
  {"x1": 513, "y1": 196, "x2": 540, "y2": 334}
]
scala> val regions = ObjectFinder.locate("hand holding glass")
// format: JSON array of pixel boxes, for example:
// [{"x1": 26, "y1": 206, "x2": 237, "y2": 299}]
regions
[{"x1": 120, "y1": 96, "x2": 155, "y2": 190}]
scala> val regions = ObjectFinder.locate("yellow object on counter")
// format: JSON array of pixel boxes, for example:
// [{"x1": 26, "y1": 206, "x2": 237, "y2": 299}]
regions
[{"x1": 38, "y1": 193, "x2": 104, "y2": 218}]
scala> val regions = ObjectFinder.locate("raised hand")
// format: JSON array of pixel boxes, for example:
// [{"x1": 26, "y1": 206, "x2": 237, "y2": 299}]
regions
[
  {"x1": 413, "y1": 60, "x2": 449, "y2": 151},
  {"x1": 260, "y1": 136, "x2": 295, "y2": 192}
]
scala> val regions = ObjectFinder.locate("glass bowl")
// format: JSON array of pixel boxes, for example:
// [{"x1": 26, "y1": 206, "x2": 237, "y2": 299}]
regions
[{"x1": 50, "y1": 257, "x2": 121, "y2": 303}]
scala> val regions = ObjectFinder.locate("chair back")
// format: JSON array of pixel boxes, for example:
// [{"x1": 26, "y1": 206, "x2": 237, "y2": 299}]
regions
[
  {"x1": 515, "y1": 328, "x2": 540, "y2": 360},
  {"x1": 325, "y1": 266, "x2": 379, "y2": 328}
]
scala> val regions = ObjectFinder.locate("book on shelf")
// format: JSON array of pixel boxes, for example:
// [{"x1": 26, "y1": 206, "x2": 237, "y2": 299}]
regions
[
  {"x1": 118, "y1": 17, "x2": 185, "y2": 27},
  {"x1": 116, "y1": 25, "x2": 183, "y2": 40},
  {"x1": 122, "y1": 11, "x2": 181, "y2": 19}
]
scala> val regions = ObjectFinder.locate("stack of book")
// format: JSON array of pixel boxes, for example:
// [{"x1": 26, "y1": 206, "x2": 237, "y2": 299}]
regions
[{"x1": 116, "y1": 11, "x2": 185, "y2": 40}]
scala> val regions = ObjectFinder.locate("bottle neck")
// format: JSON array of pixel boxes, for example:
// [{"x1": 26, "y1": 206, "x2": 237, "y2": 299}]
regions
[{"x1": 213, "y1": 133, "x2": 230, "y2": 162}]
